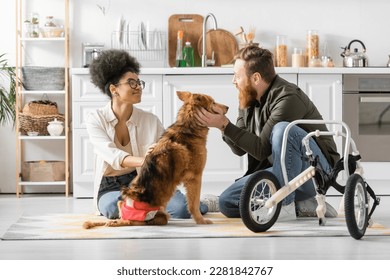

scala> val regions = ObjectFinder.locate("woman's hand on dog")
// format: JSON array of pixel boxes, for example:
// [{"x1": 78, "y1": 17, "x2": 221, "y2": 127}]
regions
[
  {"x1": 195, "y1": 107, "x2": 230, "y2": 131},
  {"x1": 145, "y1": 143, "x2": 157, "y2": 157}
]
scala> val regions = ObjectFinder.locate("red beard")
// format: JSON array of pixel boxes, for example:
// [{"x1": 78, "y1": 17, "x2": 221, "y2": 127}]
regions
[{"x1": 238, "y1": 83, "x2": 258, "y2": 109}]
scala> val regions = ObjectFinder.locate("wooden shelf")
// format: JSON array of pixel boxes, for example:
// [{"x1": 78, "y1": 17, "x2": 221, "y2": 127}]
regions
[
  {"x1": 20, "y1": 37, "x2": 65, "y2": 42},
  {"x1": 19, "y1": 135, "x2": 66, "y2": 140},
  {"x1": 18, "y1": 181, "x2": 66, "y2": 186},
  {"x1": 19, "y1": 90, "x2": 66, "y2": 95},
  {"x1": 15, "y1": 0, "x2": 70, "y2": 198}
]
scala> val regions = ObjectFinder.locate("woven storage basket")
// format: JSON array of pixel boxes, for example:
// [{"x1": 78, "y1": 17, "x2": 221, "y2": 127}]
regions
[
  {"x1": 22, "y1": 100, "x2": 59, "y2": 115},
  {"x1": 22, "y1": 66, "x2": 65, "y2": 90},
  {"x1": 19, "y1": 113, "x2": 65, "y2": 135}
]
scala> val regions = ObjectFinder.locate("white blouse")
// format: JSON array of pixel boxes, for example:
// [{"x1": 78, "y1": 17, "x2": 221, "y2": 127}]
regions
[{"x1": 86, "y1": 102, "x2": 164, "y2": 213}]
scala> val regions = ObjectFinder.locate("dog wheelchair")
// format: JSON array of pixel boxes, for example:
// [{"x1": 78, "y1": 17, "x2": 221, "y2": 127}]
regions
[{"x1": 239, "y1": 120, "x2": 380, "y2": 239}]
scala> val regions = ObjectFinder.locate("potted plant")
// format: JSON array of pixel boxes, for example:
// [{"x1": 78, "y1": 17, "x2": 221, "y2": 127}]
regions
[{"x1": 0, "y1": 53, "x2": 16, "y2": 126}]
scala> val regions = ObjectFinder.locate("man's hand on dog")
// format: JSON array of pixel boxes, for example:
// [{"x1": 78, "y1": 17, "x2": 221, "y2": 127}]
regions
[{"x1": 195, "y1": 106, "x2": 230, "y2": 131}]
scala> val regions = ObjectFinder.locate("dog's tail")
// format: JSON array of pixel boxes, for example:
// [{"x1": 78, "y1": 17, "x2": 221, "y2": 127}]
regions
[{"x1": 82, "y1": 221, "x2": 107, "y2": 229}]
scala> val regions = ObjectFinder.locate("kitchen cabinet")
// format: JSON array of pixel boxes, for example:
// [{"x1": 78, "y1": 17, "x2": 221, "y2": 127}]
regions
[
  {"x1": 15, "y1": 0, "x2": 70, "y2": 196},
  {"x1": 71, "y1": 73, "x2": 163, "y2": 197},
  {"x1": 71, "y1": 69, "x2": 390, "y2": 197},
  {"x1": 279, "y1": 73, "x2": 297, "y2": 85},
  {"x1": 71, "y1": 73, "x2": 247, "y2": 197},
  {"x1": 298, "y1": 74, "x2": 343, "y2": 151}
]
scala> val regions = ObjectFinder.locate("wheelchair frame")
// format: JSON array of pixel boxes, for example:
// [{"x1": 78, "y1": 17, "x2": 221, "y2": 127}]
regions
[{"x1": 239, "y1": 120, "x2": 380, "y2": 239}]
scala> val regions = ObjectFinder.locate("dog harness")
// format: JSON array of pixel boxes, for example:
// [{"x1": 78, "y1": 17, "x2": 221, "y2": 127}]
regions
[{"x1": 120, "y1": 199, "x2": 160, "y2": 221}]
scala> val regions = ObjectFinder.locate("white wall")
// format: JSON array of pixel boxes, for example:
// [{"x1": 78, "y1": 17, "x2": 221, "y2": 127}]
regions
[
  {"x1": 1, "y1": 0, "x2": 390, "y2": 193},
  {"x1": 4, "y1": 0, "x2": 390, "y2": 67},
  {"x1": 71, "y1": 0, "x2": 390, "y2": 67}
]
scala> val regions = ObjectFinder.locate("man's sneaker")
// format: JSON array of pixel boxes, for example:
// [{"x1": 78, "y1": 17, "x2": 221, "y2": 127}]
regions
[
  {"x1": 200, "y1": 194, "x2": 219, "y2": 212},
  {"x1": 278, "y1": 202, "x2": 297, "y2": 221},
  {"x1": 296, "y1": 197, "x2": 338, "y2": 218}
]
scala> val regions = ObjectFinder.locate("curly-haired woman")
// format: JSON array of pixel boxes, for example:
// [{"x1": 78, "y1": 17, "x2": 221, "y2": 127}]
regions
[{"x1": 86, "y1": 49, "x2": 209, "y2": 220}]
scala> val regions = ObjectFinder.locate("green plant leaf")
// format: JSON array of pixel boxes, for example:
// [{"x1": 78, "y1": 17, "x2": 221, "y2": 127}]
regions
[{"x1": 0, "y1": 53, "x2": 17, "y2": 126}]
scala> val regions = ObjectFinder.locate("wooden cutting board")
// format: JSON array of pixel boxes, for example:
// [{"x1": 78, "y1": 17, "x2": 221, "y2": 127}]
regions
[
  {"x1": 168, "y1": 14, "x2": 203, "y2": 67},
  {"x1": 197, "y1": 29, "x2": 238, "y2": 66}
]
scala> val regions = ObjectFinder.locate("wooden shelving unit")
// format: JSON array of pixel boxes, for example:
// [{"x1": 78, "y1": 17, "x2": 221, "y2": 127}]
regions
[{"x1": 15, "y1": 0, "x2": 70, "y2": 197}]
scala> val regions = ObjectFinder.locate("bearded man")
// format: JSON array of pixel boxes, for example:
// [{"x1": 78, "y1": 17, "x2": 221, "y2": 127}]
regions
[{"x1": 196, "y1": 45, "x2": 339, "y2": 220}]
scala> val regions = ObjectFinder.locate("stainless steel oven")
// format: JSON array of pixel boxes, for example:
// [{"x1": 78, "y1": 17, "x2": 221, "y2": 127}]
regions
[{"x1": 343, "y1": 74, "x2": 390, "y2": 161}]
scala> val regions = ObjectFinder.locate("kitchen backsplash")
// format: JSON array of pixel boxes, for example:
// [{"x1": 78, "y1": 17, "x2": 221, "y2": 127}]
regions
[{"x1": 2, "y1": 0, "x2": 390, "y2": 67}]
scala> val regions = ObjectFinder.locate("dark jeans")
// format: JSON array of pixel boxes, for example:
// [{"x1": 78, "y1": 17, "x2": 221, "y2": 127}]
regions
[{"x1": 98, "y1": 171, "x2": 137, "y2": 219}]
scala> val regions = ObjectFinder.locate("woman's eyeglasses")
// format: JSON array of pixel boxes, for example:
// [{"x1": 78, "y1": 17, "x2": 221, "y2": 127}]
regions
[{"x1": 116, "y1": 78, "x2": 145, "y2": 89}]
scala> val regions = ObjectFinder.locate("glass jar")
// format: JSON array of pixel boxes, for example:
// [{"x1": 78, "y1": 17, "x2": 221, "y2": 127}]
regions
[
  {"x1": 306, "y1": 30, "x2": 319, "y2": 66},
  {"x1": 23, "y1": 20, "x2": 33, "y2": 37},
  {"x1": 30, "y1": 12, "x2": 40, "y2": 38},
  {"x1": 30, "y1": 12, "x2": 39, "y2": 25},
  {"x1": 275, "y1": 35, "x2": 288, "y2": 67},
  {"x1": 44, "y1": 16, "x2": 56, "y2": 27},
  {"x1": 308, "y1": 56, "x2": 322, "y2": 67},
  {"x1": 291, "y1": 47, "x2": 306, "y2": 67}
]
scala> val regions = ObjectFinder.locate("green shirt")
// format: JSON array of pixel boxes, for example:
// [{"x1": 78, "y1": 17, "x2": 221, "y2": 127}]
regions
[{"x1": 223, "y1": 75, "x2": 340, "y2": 176}]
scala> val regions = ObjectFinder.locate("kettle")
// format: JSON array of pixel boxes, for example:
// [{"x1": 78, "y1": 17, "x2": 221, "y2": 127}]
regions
[{"x1": 340, "y1": 39, "x2": 368, "y2": 67}]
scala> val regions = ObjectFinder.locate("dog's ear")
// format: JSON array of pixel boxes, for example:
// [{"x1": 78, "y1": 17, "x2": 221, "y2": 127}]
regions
[{"x1": 177, "y1": 91, "x2": 192, "y2": 102}]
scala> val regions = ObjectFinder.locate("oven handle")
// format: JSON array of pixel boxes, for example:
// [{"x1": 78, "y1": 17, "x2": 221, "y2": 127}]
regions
[{"x1": 360, "y1": 96, "x2": 390, "y2": 103}]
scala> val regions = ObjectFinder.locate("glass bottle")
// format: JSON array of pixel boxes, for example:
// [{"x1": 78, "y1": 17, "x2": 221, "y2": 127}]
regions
[
  {"x1": 183, "y1": 41, "x2": 194, "y2": 67},
  {"x1": 275, "y1": 35, "x2": 288, "y2": 67},
  {"x1": 306, "y1": 30, "x2": 319, "y2": 66}
]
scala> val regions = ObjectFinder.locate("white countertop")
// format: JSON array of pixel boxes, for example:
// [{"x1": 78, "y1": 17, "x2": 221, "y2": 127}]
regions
[{"x1": 71, "y1": 67, "x2": 390, "y2": 75}]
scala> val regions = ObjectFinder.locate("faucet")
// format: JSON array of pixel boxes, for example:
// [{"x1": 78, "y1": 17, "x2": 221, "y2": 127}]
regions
[{"x1": 202, "y1": 13, "x2": 218, "y2": 67}]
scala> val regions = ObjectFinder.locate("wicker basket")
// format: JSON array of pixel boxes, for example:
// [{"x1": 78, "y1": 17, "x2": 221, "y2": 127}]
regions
[
  {"x1": 22, "y1": 100, "x2": 59, "y2": 115},
  {"x1": 22, "y1": 66, "x2": 65, "y2": 90},
  {"x1": 19, "y1": 113, "x2": 65, "y2": 136}
]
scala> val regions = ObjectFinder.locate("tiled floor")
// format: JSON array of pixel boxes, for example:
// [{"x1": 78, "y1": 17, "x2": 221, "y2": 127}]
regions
[{"x1": 0, "y1": 194, "x2": 389, "y2": 260}]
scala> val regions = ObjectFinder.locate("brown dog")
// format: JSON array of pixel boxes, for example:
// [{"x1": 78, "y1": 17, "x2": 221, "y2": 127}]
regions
[{"x1": 83, "y1": 91, "x2": 228, "y2": 229}]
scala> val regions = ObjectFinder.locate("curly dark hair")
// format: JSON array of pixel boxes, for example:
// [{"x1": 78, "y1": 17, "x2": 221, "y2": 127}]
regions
[{"x1": 89, "y1": 49, "x2": 141, "y2": 98}]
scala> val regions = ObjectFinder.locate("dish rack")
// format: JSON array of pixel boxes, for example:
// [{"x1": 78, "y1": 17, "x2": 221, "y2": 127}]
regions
[{"x1": 111, "y1": 31, "x2": 167, "y2": 67}]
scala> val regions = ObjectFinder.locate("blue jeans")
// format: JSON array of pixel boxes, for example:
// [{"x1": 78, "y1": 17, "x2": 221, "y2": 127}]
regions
[
  {"x1": 219, "y1": 122, "x2": 332, "y2": 218},
  {"x1": 165, "y1": 190, "x2": 208, "y2": 219},
  {"x1": 98, "y1": 186, "x2": 208, "y2": 219}
]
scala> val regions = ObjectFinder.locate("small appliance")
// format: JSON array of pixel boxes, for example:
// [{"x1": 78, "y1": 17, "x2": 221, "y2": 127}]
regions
[{"x1": 82, "y1": 43, "x2": 104, "y2": 67}]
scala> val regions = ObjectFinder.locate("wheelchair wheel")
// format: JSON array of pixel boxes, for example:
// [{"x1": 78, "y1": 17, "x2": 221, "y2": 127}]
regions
[
  {"x1": 344, "y1": 174, "x2": 369, "y2": 240},
  {"x1": 240, "y1": 170, "x2": 282, "y2": 233}
]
